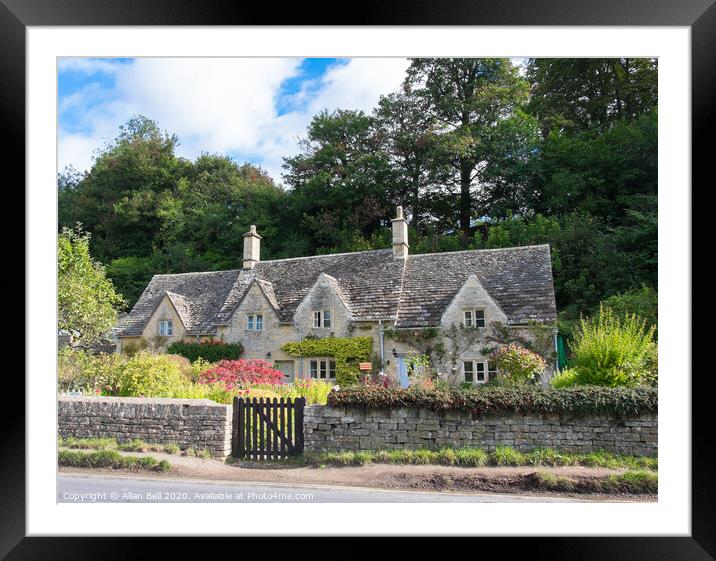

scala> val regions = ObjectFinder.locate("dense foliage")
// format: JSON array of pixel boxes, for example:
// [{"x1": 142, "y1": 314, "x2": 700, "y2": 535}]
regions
[
  {"x1": 282, "y1": 337, "x2": 372, "y2": 386},
  {"x1": 327, "y1": 385, "x2": 657, "y2": 417},
  {"x1": 166, "y1": 340, "x2": 244, "y2": 362},
  {"x1": 59, "y1": 58, "x2": 657, "y2": 327},
  {"x1": 552, "y1": 305, "x2": 657, "y2": 388},
  {"x1": 58, "y1": 227, "x2": 124, "y2": 346}
]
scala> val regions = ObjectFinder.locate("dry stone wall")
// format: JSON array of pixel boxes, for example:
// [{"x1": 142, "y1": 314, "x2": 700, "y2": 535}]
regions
[
  {"x1": 58, "y1": 396, "x2": 232, "y2": 458},
  {"x1": 304, "y1": 405, "x2": 657, "y2": 457}
]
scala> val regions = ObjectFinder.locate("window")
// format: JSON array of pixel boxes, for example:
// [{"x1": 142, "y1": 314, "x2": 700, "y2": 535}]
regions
[
  {"x1": 247, "y1": 314, "x2": 263, "y2": 331},
  {"x1": 312, "y1": 310, "x2": 332, "y2": 328},
  {"x1": 158, "y1": 320, "x2": 173, "y2": 336},
  {"x1": 463, "y1": 309, "x2": 485, "y2": 328},
  {"x1": 309, "y1": 359, "x2": 336, "y2": 380},
  {"x1": 463, "y1": 361, "x2": 474, "y2": 382},
  {"x1": 462, "y1": 360, "x2": 488, "y2": 384}
]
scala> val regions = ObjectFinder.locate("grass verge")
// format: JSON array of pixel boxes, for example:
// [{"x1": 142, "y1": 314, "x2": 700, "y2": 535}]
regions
[
  {"x1": 58, "y1": 450, "x2": 171, "y2": 472},
  {"x1": 58, "y1": 436, "x2": 198, "y2": 457},
  {"x1": 530, "y1": 470, "x2": 657, "y2": 494},
  {"x1": 299, "y1": 446, "x2": 657, "y2": 471}
]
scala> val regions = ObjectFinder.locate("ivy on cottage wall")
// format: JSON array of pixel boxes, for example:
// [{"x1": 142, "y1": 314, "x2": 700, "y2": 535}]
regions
[{"x1": 281, "y1": 337, "x2": 372, "y2": 386}]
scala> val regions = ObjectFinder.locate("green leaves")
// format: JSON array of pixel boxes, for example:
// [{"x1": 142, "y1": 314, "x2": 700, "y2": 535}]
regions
[
  {"x1": 282, "y1": 337, "x2": 373, "y2": 386},
  {"x1": 327, "y1": 385, "x2": 657, "y2": 417},
  {"x1": 58, "y1": 227, "x2": 125, "y2": 346}
]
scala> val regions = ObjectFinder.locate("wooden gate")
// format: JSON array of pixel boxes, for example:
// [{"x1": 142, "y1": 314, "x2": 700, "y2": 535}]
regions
[{"x1": 232, "y1": 397, "x2": 305, "y2": 459}]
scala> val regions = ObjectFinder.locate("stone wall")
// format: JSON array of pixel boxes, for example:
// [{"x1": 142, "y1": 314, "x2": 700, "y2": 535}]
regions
[
  {"x1": 58, "y1": 396, "x2": 232, "y2": 458},
  {"x1": 304, "y1": 405, "x2": 657, "y2": 457}
]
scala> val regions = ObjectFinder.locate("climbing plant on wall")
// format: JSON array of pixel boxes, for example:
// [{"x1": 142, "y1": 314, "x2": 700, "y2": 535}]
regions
[{"x1": 281, "y1": 337, "x2": 372, "y2": 386}]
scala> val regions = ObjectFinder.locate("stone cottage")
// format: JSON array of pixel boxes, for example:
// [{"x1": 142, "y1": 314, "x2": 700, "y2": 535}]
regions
[{"x1": 115, "y1": 207, "x2": 558, "y2": 386}]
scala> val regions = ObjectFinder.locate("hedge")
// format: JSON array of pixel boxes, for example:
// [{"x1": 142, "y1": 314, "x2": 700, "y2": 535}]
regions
[
  {"x1": 167, "y1": 341, "x2": 243, "y2": 362},
  {"x1": 281, "y1": 337, "x2": 372, "y2": 386},
  {"x1": 326, "y1": 385, "x2": 657, "y2": 417}
]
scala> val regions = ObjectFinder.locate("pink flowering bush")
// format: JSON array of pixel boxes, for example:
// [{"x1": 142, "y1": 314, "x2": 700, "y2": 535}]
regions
[
  {"x1": 198, "y1": 359, "x2": 285, "y2": 390},
  {"x1": 490, "y1": 344, "x2": 547, "y2": 386}
]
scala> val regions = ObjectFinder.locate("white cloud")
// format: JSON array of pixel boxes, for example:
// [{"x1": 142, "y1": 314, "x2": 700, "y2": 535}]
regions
[
  {"x1": 57, "y1": 58, "x2": 124, "y2": 75},
  {"x1": 58, "y1": 57, "x2": 410, "y2": 184}
]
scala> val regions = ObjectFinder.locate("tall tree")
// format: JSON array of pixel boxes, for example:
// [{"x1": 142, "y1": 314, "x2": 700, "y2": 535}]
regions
[
  {"x1": 526, "y1": 58, "x2": 658, "y2": 136},
  {"x1": 282, "y1": 109, "x2": 393, "y2": 251},
  {"x1": 373, "y1": 90, "x2": 438, "y2": 232},
  {"x1": 58, "y1": 115, "x2": 186, "y2": 262},
  {"x1": 405, "y1": 58, "x2": 538, "y2": 240}
]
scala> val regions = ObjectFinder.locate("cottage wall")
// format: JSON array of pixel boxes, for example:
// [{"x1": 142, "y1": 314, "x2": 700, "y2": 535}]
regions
[
  {"x1": 139, "y1": 295, "x2": 186, "y2": 348},
  {"x1": 218, "y1": 283, "x2": 293, "y2": 362},
  {"x1": 293, "y1": 279, "x2": 352, "y2": 339}
]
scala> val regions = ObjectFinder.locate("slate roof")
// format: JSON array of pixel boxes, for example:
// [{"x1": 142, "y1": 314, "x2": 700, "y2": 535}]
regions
[{"x1": 116, "y1": 244, "x2": 557, "y2": 336}]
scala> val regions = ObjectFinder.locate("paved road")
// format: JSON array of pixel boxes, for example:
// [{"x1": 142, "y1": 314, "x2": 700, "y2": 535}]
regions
[{"x1": 58, "y1": 474, "x2": 583, "y2": 503}]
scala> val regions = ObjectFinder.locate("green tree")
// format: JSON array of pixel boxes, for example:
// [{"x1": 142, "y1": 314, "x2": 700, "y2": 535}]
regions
[
  {"x1": 526, "y1": 58, "x2": 658, "y2": 136},
  {"x1": 405, "y1": 58, "x2": 540, "y2": 240},
  {"x1": 282, "y1": 109, "x2": 394, "y2": 251},
  {"x1": 58, "y1": 227, "x2": 125, "y2": 346},
  {"x1": 58, "y1": 115, "x2": 186, "y2": 262},
  {"x1": 373, "y1": 91, "x2": 439, "y2": 232}
]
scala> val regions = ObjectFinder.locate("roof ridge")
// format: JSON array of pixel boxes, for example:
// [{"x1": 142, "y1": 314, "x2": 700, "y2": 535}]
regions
[
  {"x1": 256, "y1": 248, "x2": 391, "y2": 265},
  {"x1": 408, "y1": 244, "x2": 550, "y2": 258},
  {"x1": 154, "y1": 269, "x2": 239, "y2": 277}
]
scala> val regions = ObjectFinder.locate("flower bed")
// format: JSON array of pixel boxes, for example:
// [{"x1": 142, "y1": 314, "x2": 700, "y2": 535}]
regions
[{"x1": 326, "y1": 385, "x2": 657, "y2": 417}]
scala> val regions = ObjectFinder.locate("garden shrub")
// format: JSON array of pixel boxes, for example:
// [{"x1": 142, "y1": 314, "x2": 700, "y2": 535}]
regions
[
  {"x1": 549, "y1": 368, "x2": 578, "y2": 389},
  {"x1": 601, "y1": 285, "x2": 657, "y2": 336},
  {"x1": 327, "y1": 385, "x2": 657, "y2": 417},
  {"x1": 198, "y1": 359, "x2": 284, "y2": 390},
  {"x1": 560, "y1": 305, "x2": 656, "y2": 387},
  {"x1": 117, "y1": 352, "x2": 186, "y2": 397},
  {"x1": 281, "y1": 337, "x2": 372, "y2": 386},
  {"x1": 167, "y1": 340, "x2": 244, "y2": 362},
  {"x1": 490, "y1": 343, "x2": 547, "y2": 385},
  {"x1": 121, "y1": 337, "x2": 148, "y2": 357},
  {"x1": 58, "y1": 347, "x2": 124, "y2": 393}
]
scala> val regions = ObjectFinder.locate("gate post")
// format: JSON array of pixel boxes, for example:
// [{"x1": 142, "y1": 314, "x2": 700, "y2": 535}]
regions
[
  {"x1": 295, "y1": 397, "x2": 305, "y2": 454},
  {"x1": 232, "y1": 396, "x2": 242, "y2": 457}
]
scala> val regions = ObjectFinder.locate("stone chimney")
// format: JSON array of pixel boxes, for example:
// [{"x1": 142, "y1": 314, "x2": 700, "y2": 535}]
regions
[
  {"x1": 243, "y1": 225, "x2": 261, "y2": 269},
  {"x1": 391, "y1": 206, "x2": 409, "y2": 259}
]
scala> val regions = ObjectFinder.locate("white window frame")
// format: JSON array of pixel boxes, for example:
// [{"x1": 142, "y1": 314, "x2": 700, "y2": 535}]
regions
[
  {"x1": 462, "y1": 360, "x2": 488, "y2": 385},
  {"x1": 246, "y1": 314, "x2": 264, "y2": 331},
  {"x1": 462, "y1": 309, "x2": 486, "y2": 328},
  {"x1": 309, "y1": 358, "x2": 336, "y2": 380},
  {"x1": 312, "y1": 309, "x2": 332, "y2": 328},
  {"x1": 158, "y1": 319, "x2": 173, "y2": 336}
]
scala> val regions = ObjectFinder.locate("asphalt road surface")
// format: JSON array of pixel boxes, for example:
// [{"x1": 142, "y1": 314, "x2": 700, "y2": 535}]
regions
[{"x1": 58, "y1": 473, "x2": 583, "y2": 503}]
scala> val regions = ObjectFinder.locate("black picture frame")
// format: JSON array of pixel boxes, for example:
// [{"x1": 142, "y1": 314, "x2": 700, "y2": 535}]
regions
[{"x1": 2, "y1": 0, "x2": 712, "y2": 557}]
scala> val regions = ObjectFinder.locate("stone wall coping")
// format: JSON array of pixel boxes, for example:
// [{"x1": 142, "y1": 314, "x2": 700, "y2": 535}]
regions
[{"x1": 58, "y1": 395, "x2": 226, "y2": 407}]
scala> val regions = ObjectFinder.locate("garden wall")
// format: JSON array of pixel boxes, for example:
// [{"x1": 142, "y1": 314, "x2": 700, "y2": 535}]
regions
[
  {"x1": 58, "y1": 396, "x2": 232, "y2": 458},
  {"x1": 304, "y1": 405, "x2": 657, "y2": 457}
]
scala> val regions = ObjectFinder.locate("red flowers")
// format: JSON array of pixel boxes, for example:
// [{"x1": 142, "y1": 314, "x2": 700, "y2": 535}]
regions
[{"x1": 198, "y1": 359, "x2": 285, "y2": 390}]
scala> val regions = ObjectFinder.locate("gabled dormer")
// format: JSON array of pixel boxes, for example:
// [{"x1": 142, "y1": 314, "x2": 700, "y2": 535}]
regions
[
  {"x1": 293, "y1": 273, "x2": 352, "y2": 335},
  {"x1": 440, "y1": 274, "x2": 508, "y2": 328},
  {"x1": 142, "y1": 291, "x2": 190, "y2": 341}
]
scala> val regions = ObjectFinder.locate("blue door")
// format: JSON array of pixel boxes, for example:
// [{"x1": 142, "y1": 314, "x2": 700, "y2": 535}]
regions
[{"x1": 396, "y1": 357, "x2": 409, "y2": 388}]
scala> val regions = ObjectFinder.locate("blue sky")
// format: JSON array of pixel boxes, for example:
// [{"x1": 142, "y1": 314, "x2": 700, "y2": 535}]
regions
[{"x1": 58, "y1": 57, "x2": 409, "y2": 183}]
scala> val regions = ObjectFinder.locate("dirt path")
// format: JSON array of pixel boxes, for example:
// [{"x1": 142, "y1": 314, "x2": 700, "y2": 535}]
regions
[{"x1": 58, "y1": 448, "x2": 655, "y2": 502}]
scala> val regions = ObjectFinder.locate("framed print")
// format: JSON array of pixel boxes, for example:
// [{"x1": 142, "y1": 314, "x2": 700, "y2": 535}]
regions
[{"x1": 3, "y1": 0, "x2": 713, "y2": 557}]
